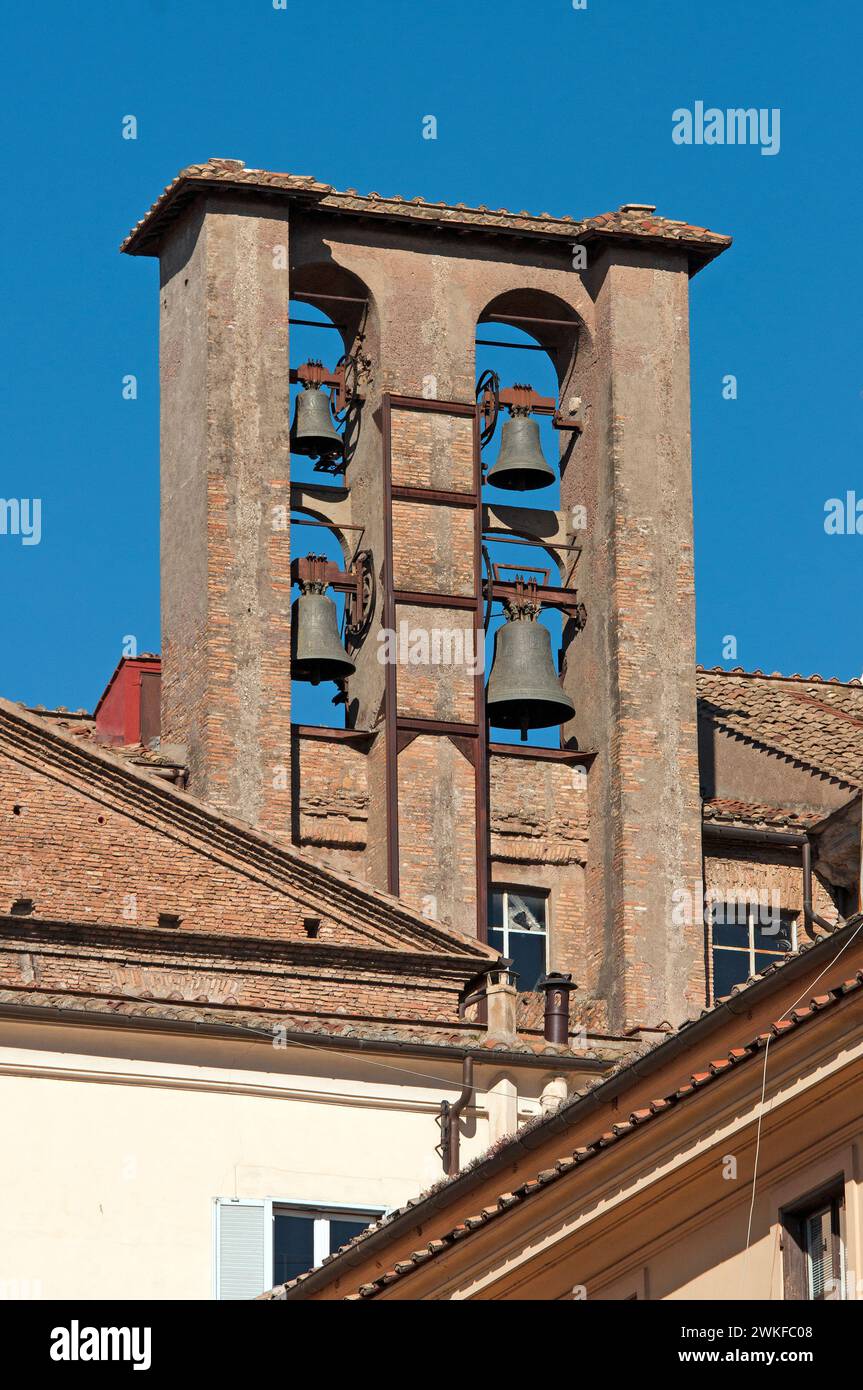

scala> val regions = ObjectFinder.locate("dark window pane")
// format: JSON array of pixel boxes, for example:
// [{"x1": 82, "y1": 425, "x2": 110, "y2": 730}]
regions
[
  {"x1": 507, "y1": 892, "x2": 546, "y2": 933},
  {"x1": 712, "y1": 947, "x2": 751, "y2": 1001},
  {"x1": 273, "y1": 1213, "x2": 315, "y2": 1285},
  {"x1": 509, "y1": 930, "x2": 546, "y2": 992},
  {"x1": 488, "y1": 927, "x2": 505, "y2": 957},
  {"x1": 754, "y1": 950, "x2": 786, "y2": 975},
  {"x1": 489, "y1": 892, "x2": 504, "y2": 930},
  {"x1": 711, "y1": 903, "x2": 748, "y2": 947},
  {"x1": 754, "y1": 911, "x2": 795, "y2": 952},
  {"x1": 328, "y1": 1218, "x2": 372, "y2": 1255}
]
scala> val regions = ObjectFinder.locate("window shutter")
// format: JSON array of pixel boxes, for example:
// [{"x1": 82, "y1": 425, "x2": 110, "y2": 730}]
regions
[
  {"x1": 216, "y1": 1200, "x2": 267, "y2": 1300},
  {"x1": 805, "y1": 1207, "x2": 832, "y2": 1299}
]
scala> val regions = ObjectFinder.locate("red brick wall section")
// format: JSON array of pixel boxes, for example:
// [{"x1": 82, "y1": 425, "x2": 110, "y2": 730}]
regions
[
  {"x1": 397, "y1": 736, "x2": 477, "y2": 932},
  {"x1": 293, "y1": 734, "x2": 369, "y2": 879},
  {"x1": 390, "y1": 410, "x2": 473, "y2": 492},
  {"x1": 489, "y1": 753, "x2": 590, "y2": 993},
  {"x1": 0, "y1": 922, "x2": 464, "y2": 1024},
  {"x1": 392, "y1": 501, "x2": 475, "y2": 597}
]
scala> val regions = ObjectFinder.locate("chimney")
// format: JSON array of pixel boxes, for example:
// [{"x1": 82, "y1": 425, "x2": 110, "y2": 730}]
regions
[
  {"x1": 539, "y1": 972, "x2": 573, "y2": 1045},
  {"x1": 485, "y1": 963, "x2": 518, "y2": 1046}
]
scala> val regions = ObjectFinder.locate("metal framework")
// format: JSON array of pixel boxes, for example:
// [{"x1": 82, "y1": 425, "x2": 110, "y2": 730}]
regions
[{"x1": 381, "y1": 394, "x2": 489, "y2": 938}]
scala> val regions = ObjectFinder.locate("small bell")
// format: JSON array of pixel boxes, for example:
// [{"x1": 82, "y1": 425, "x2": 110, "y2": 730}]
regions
[
  {"x1": 291, "y1": 581, "x2": 355, "y2": 685},
  {"x1": 486, "y1": 407, "x2": 556, "y2": 492},
  {"x1": 290, "y1": 381, "x2": 344, "y2": 461},
  {"x1": 486, "y1": 599, "x2": 574, "y2": 740}
]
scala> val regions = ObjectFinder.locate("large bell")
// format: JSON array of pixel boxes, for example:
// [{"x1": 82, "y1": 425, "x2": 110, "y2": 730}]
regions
[
  {"x1": 486, "y1": 612, "x2": 574, "y2": 739},
  {"x1": 291, "y1": 588, "x2": 356, "y2": 685},
  {"x1": 486, "y1": 411, "x2": 556, "y2": 492},
  {"x1": 290, "y1": 383, "x2": 344, "y2": 461}
]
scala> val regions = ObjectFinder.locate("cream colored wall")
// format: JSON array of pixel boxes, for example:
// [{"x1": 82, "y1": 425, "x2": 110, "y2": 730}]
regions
[{"x1": 0, "y1": 1019, "x2": 579, "y2": 1301}]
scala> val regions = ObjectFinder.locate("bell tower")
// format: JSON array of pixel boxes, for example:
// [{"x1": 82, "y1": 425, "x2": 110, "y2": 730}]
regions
[{"x1": 124, "y1": 161, "x2": 730, "y2": 1031}]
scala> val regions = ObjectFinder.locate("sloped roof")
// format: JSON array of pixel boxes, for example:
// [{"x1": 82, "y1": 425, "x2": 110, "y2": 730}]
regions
[
  {"x1": 341, "y1": 970, "x2": 863, "y2": 1299},
  {"x1": 120, "y1": 159, "x2": 731, "y2": 272},
  {"x1": 266, "y1": 923, "x2": 863, "y2": 1299},
  {"x1": 697, "y1": 666, "x2": 863, "y2": 789},
  {"x1": 0, "y1": 695, "x2": 494, "y2": 964},
  {"x1": 702, "y1": 798, "x2": 826, "y2": 830},
  {"x1": 25, "y1": 707, "x2": 183, "y2": 776},
  {"x1": 0, "y1": 987, "x2": 629, "y2": 1067}
]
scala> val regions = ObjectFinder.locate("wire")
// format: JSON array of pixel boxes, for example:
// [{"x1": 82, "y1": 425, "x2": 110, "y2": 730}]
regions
[
  {"x1": 743, "y1": 918, "x2": 863, "y2": 1291},
  {"x1": 233, "y1": 1024, "x2": 490, "y2": 1095}
]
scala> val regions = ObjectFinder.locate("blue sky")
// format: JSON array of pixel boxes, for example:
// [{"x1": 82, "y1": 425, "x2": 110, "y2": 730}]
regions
[{"x1": 1, "y1": 0, "x2": 861, "y2": 716}]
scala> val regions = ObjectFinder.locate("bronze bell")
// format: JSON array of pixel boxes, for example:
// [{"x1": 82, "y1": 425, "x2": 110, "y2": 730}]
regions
[
  {"x1": 291, "y1": 586, "x2": 356, "y2": 685},
  {"x1": 486, "y1": 410, "x2": 556, "y2": 491},
  {"x1": 486, "y1": 609, "x2": 574, "y2": 739},
  {"x1": 290, "y1": 382, "x2": 344, "y2": 461}
]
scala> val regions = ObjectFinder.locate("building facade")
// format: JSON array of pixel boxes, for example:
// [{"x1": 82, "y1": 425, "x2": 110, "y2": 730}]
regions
[{"x1": 0, "y1": 160, "x2": 859, "y2": 1300}]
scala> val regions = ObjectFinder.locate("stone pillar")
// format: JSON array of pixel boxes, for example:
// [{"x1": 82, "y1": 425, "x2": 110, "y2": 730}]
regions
[
  {"x1": 158, "y1": 195, "x2": 293, "y2": 836},
  {"x1": 571, "y1": 246, "x2": 704, "y2": 1030}
]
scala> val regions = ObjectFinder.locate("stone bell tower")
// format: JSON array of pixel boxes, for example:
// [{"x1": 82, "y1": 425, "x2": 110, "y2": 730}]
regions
[{"x1": 123, "y1": 161, "x2": 730, "y2": 1031}]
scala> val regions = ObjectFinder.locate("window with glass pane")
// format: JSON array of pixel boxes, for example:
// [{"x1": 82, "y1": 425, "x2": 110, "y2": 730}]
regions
[
  {"x1": 272, "y1": 1206, "x2": 377, "y2": 1285},
  {"x1": 710, "y1": 901, "x2": 797, "y2": 1002},
  {"x1": 488, "y1": 888, "x2": 548, "y2": 991},
  {"x1": 782, "y1": 1182, "x2": 845, "y2": 1300}
]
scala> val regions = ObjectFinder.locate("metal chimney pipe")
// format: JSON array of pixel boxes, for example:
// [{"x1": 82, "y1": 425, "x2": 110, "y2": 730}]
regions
[{"x1": 538, "y1": 972, "x2": 573, "y2": 1045}]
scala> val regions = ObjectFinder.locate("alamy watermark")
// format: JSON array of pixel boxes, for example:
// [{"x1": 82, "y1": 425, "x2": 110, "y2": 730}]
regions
[
  {"x1": 672, "y1": 102, "x2": 780, "y2": 157},
  {"x1": 0, "y1": 498, "x2": 41, "y2": 545},
  {"x1": 377, "y1": 621, "x2": 484, "y2": 676}
]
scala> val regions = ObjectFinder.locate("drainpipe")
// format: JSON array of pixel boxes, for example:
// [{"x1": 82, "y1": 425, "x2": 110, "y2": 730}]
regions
[
  {"x1": 443, "y1": 1056, "x2": 474, "y2": 1177},
  {"x1": 703, "y1": 824, "x2": 840, "y2": 935},
  {"x1": 802, "y1": 835, "x2": 837, "y2": 934}
]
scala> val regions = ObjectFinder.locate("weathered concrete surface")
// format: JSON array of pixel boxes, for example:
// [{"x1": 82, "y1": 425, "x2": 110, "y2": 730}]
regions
[{"x1": 159, "y1": 197, "x2": 292, "y2": 836}]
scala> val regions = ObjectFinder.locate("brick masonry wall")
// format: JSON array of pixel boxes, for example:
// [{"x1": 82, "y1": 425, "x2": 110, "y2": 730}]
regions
[
  {"x1": 390, "y1": 410, "x2": 473, "y2": 492},
  {"x1": 397, "y1": 736, "x2": 477, "y2": 932},
  {"x1": 395, "y1": 605, "x2": 476, "y2": 723},
  {"x1": 392, "y1": 501, "x2": 475, "y2": 596},
  {"x1": 160, "y1": 199, "x2": 293, "y2": 837},
  {"x1": 0, "y1": 922, "x2": 463, "y2": 1024},
  {"x1": 489, "y1": 752, "x2": 590, "y2": 990},
  {"x1": 292, "y1": 734, "x2": 369, "y2": 880}
]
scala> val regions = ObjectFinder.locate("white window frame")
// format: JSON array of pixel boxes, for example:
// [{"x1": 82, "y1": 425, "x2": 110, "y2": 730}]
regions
[
  {"x1": 711, "y1": 902, "x2": 798, "y2": 997},
  {"x1": 213, "y1": 1197, "x2": 384, "y2": 1299},
  {"x1": 489, "y1": 887, "x2": 549, "y2": 980},
  {"x1": 271, "y1": 1199, "x2": 382, "y2": 1273}
]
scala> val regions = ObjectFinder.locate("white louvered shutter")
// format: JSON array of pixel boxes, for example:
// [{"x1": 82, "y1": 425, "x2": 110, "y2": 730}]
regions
[
  {"x1": 216, "y1": 1200, "x2": 267, "y2": 1300},
  {"x1": 805, "y1": 1206, "x2": 833, "y2": 1300}
]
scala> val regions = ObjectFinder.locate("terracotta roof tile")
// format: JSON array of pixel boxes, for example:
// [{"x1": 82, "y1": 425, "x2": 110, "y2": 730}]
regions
[
  {"x1": 697, "y1": 667, "x2": 863, "y2": 788},
  {"x1": 302, "y1": 966, "x2": 863, "y2": 1301},
  {"x1": 121, "y1": 160, "x2": 731, "y2": 272}
]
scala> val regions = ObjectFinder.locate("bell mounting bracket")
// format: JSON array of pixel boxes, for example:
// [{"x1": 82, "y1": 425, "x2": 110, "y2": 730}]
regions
[
  {"x1": 483, "y1": 562, "x2": 584, "y2": 624},
  {"x1": 292, "y1": 549, "x2": 375, "y2": 643},
  {"x1": 290, "y1": 355, "x2": 365, "y2": 417},
  {"x1": 476, "y1": 369, "x2": 583, "y2": 445}
]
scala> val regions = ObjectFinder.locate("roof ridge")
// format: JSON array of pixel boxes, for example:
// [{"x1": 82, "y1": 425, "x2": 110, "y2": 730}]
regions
[
  {"x1": 697, "y1": 664, "x2": 863, "y2": 688},
  {"x1": 121, "y1": 160, "x2": 732, "y2": 263}
]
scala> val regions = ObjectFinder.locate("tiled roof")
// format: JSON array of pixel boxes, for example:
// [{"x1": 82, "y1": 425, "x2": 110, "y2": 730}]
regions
[
  {"x1": 121, "y1": 159, "x2": 731, "y2": 271},
  {"x1": 0, "y1": 986, "x2": 631, "y2": 1065},
  {"x1": 702, "y1": 798, "x2": 825, "y2": 830},
  {"x1": 262, "y1": 914, "x2": 861, "y2": 1299},
  {"x1": 23, "y1": 707, "x2": 184, "y2": 778},
  {"x1": 266, "y1": 961, "x2": 863, "y2": 1300},
  {"x1": 0, "y1": 696, "x2": 498, "y2": 963},
  {"x1": 696, "y1": 666, "x2": 863, "y2": 789}
]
